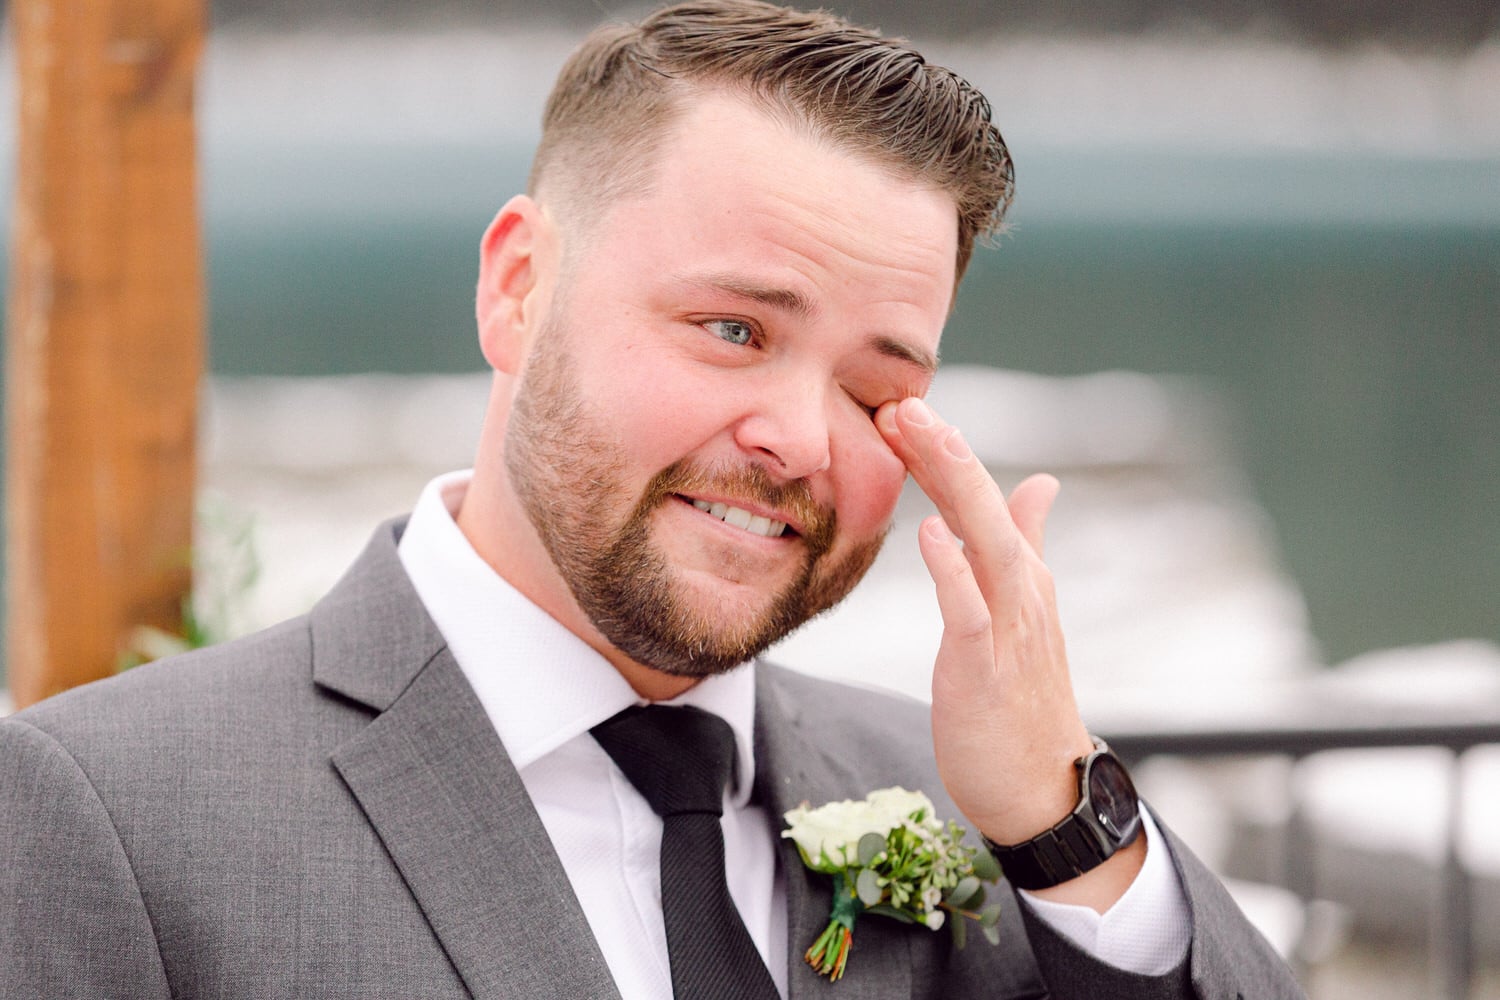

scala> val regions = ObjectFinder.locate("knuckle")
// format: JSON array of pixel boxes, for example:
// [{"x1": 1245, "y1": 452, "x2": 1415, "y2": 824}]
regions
[
  {"x1": 963, "y1": 471, "x2": 997, "y2": 507},
  {"x1": 995, "y1": 535, "x2": 1023, "y2": 571},
  {"x1": 952, "y1": 606, "x2": 992, "y2": 644},
  {"x1": 944, "y1": 556, "x2": 976, "y2": 587}
]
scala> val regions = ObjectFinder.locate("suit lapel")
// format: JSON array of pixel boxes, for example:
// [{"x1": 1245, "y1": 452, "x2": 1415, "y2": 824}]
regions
[
  {"x1": 308, "y1": 522, "x2": 923, "y2": 1000},
  {"x1": 756, "y1": 667, "x2": 914, "y2": 1000},
  {"x1": 314, "y1": 521, "x2": 621, "y2": 1000}
]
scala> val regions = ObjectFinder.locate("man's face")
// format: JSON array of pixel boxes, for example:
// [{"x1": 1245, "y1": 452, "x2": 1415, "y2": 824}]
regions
[{"x1": 504, "y1": 91, "x2": 958, "y2": 678}]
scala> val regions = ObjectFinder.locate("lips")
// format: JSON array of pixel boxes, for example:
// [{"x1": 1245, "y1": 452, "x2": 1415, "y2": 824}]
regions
[
  {"x1": 688, "y1": 498, "x2": 789, "y2": 538},
  {"x1": 647, "y1": 460, "x2": 830, "y2": 556}
]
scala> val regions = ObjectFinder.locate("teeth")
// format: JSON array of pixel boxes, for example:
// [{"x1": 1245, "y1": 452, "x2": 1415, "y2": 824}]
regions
[{"x1": 690, "y1": 498, "x2": 788, "y2": 538}]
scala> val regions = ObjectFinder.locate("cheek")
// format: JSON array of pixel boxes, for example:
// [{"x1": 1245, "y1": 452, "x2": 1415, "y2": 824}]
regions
[
  {"x1": 611, "y1": 372, "x2": 756, "y2": 481},
  {"x1": 831, "y1": 424, "x2": 908, "y2": 537},
  {"x1": 616, "y1": 397, "x2": 698, "y2": 468},
  {"x1": 579, "y1": 345, "x2": 712, "y2": 463}
]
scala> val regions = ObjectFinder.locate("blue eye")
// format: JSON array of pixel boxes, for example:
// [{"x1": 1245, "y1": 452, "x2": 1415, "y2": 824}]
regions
[{"x1": 705, "y1": 319, "x2": 754, "y2": 346}]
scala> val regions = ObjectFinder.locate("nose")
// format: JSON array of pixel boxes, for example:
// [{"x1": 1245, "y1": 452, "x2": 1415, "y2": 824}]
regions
[{"x1": 731, "y1": 374, "x2": 833, "y2": 481}]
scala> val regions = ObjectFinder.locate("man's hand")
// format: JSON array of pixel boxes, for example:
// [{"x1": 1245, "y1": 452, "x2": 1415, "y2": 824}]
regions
[{"x1": 876, "y1": 397, "x2": 1144, "y2": 911}]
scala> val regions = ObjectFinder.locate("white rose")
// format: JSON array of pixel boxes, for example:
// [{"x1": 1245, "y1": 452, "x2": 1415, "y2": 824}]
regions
[
  {"x1": 865, "y1": 787, "x2": 933, "y2": 825},
  {"x1": 783, "y1": 787, "x2": 935, "y2": 873}
]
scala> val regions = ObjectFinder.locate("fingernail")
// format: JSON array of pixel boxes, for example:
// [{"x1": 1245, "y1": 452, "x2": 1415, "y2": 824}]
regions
[
  {"x1": 923, "y1": 515, "x2": 952, "y2": 543},
  {"x1": 944, "y1": 428, "x2": 971, "y2": 460},
  {"x1": 904, "y1": 398, "x2": 934, "y2": 426}
]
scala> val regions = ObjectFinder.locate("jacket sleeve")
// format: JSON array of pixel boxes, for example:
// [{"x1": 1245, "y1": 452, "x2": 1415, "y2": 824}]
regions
[
  {"x1": 0, "y1": 717, "x2": 173, "y2": 1000},
  {"x1": 1014, "y1": 817, "x2": 1307, "y2": 1000}
]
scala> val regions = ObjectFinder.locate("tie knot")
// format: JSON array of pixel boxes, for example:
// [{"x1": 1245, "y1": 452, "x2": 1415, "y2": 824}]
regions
[{"x1": 591, "y1": 704, "x2": 736, "y2": 818}]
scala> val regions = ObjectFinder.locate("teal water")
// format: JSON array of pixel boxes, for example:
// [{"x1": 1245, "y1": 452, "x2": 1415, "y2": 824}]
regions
[
  {"x1": 3, "y1": 146, "x2": 1497, "y2": 679},
  {"x1": 949, "y1": 221, "x2": 1500, "y2": 663}
]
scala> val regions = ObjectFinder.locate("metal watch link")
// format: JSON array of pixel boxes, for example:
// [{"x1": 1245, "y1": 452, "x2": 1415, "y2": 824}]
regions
[{"x1": 980, "y1": 738, "x2": 1141, "y2": 891}]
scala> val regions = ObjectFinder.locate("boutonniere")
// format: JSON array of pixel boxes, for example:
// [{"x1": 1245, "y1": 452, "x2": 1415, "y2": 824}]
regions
[{"x1": 782, "y1": 787, "x2": 1004, "y2": 981}]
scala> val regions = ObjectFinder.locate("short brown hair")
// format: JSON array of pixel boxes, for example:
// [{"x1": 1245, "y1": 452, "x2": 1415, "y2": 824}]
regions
[{"x1": 530, "y1": 0, "x2": 1014, "y2": 281}]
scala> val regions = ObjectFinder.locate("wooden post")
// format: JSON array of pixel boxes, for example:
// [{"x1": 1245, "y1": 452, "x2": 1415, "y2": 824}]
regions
[{"x1": 5, "y1": 0, "x2": 205, "y2": 708}]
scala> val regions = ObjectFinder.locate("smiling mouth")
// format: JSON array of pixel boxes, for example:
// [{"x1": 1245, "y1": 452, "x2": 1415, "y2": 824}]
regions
[{"x1": 684, "y1": 497, "x2": 791, "y2": 539}]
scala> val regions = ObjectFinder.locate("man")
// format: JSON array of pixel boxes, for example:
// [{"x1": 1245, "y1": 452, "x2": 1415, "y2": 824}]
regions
[{"x1": 0, "y1": 2, "x2": 1302, "y2": 997}]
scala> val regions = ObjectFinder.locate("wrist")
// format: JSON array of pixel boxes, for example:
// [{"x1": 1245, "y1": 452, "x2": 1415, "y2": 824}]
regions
[
  {"x1": 1025, "y1": 829, "x2": 1148, "y2": 912},
  {"x1": 974, "y1": 734, "x2": 1096, "y2": 846},
  {"x1": 981, "y1": 738, "x2": 1142, "y2": 892}
]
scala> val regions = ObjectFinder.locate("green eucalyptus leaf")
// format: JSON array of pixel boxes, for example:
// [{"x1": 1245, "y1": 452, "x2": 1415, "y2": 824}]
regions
[
  {"x1": 982, "y1": 922, "x2": 1002, "y2": 946},
  {"x1": 856, "y1": 867, "x2": 884, "y2": 906},
  {"x1": 971, "y1": 846, "x2": 1002, "y2": 882},
  {"x1": 980, "y1": 902, "x2": 1003, "y2": 927},
  {"x1": 865, "y1": 904, "x2": 916, "y2": 924},
  {"x1": 951, "y1": 913, "x2": 968, "y2": 950},
  {"x1": 947, "y1": 876, "x2": 980, "y2": 910},
  {"x1": 857, "y1": 831, "x2": 887, "y2": 866}
]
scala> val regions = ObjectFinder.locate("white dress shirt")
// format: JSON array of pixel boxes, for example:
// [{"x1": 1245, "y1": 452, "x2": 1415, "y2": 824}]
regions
[{"x1": 396, "y1": 471, "x2": 1190, "y2": 997}]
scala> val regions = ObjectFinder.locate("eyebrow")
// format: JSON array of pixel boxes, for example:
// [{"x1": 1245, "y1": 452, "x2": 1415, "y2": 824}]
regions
[
  {"x1": 682, "y1": 272, "x2": 939, "y2": 375},
  {"x1": 871, "y1": 335, "x2": 939, "y2": 376},
  {"x1": 693, "y1": 272, "x2": 815, "y2": 319}
]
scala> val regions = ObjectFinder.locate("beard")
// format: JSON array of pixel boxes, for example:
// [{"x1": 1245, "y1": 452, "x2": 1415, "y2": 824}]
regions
[{"x1": 505, "y1": 321, "x2": 887, "y2": 678}]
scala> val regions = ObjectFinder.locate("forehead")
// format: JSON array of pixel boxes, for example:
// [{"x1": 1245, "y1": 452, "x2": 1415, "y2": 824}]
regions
[{"x1": 574, "y1": 91, "x2": 959, "y2": 335}]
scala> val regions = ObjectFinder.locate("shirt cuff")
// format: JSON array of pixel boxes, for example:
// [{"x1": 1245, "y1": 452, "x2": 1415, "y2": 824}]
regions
[{"x1": 1015, "y1": 808, "x2": 1192, "y2": 976}]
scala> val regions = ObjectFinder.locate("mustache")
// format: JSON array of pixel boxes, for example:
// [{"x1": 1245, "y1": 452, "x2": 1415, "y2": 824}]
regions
[{"x1": 638, "y1": 459, "x2": 837, "y2": 556}]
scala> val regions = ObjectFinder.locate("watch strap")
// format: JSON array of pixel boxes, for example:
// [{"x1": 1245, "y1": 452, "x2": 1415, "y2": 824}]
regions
[
  {"x1": 980, "y1": 739, "x2": 1141, "y2": 891},
  {"x1": 982, "y1": 813, "x2": 1120, "y2": 891}
]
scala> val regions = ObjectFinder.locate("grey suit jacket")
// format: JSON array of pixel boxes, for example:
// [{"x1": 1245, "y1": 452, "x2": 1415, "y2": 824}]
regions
[{"x1": 1, "y1": 520, "x2": 1303, "y2": 999}]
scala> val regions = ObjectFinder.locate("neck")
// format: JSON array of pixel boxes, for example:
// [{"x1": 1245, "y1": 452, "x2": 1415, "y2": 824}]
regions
[{"x1": 610, "y1": 661, "x2": 700, "y2": 702}]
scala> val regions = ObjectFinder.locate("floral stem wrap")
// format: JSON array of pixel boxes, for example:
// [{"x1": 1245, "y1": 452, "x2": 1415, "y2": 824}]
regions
[{"x1": 805, "y1": 872, "x2": 864, "y2": 979}]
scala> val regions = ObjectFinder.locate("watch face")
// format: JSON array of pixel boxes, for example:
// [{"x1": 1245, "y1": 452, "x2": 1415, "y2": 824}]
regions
[{"x1": 1086, "y1": 754, "x2": 1139, "y2": 838}]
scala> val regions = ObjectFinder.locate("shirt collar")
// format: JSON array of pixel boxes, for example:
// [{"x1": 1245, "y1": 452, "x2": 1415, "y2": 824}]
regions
[{"x1": 396, "y1": 471, "x2": 759, "y2": 804}]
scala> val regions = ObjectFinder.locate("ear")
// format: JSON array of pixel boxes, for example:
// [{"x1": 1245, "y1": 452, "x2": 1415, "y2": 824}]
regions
[{"x1": 476, "y1": 194, "x2": 554, "y2": 374}]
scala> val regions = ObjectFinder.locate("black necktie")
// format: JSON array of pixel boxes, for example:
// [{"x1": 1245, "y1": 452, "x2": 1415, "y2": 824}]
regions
[{"x1": 591, "y1": 704, "x2": 780, "y2": 1000}]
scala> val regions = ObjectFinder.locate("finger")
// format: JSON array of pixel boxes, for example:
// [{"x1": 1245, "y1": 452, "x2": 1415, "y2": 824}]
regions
[
  {"x1": 916, "y1": 515, "x2": 995, "y2": 675},
  {"x1": 878, "y1": 398, "x2": 999, "y2": 539},
  {"x1": 1006, "y1": 474, "x2": 1061, "y2": 559},
  {"x1": 875, "y1": 400, "x2": 938, "y2": 504},
  {"x1": 885, "y1": 398, "x2": 1027, "y2": 609}
]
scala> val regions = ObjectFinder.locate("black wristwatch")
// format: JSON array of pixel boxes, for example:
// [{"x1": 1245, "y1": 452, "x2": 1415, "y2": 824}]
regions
[{"x1": 981, "y1": 738, "x2": 1141, "y2": 891}]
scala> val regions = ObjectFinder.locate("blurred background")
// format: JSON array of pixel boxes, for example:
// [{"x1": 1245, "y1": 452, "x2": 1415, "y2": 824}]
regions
[{"x1": 2, "y1": 0, "x2": 1498, "y2": 996}]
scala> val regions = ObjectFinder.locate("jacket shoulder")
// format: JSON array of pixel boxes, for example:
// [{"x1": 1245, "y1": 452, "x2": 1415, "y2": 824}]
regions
[{"x1": 12, "y1": 616, "x2": 317, "y2": 743}]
